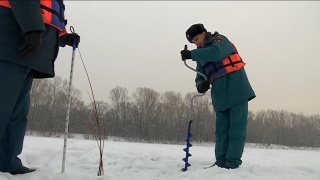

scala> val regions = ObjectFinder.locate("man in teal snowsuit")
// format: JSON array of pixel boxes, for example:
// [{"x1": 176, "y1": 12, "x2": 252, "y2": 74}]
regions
[
  {"x1": 181, "y1": 23, "x2": 256, "y2": 169},
  {"x1": 0, "y1": 0, "x2": 80, "y2": 175}
]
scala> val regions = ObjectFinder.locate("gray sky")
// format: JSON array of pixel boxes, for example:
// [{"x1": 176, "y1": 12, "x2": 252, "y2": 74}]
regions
[{"x1": 54, "y1": 1, "x2": 320, "y2": 115}]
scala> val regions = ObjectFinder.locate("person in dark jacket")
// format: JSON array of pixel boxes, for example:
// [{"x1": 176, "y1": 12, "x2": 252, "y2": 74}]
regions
[
  {"x1": 0, "y1": 0, "x2": 80, "y2": 175},
  {"x1": 180, "y1": 23, "x2": 256, "y2": 169}
]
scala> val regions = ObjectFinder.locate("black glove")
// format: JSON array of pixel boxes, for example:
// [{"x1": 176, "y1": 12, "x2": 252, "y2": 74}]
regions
[
  {"x1": 64, "y1": 33, "x2": 80, "y2": 48},
  {"x1": 180, "y1": 49, "x2": 191, "y2": 61},
  {"x1": 18, "y1": 31, "x2": 43, "y2": 57},
  {"x1": 197, "y1": 80, "x2": 210, "y2": 93}
]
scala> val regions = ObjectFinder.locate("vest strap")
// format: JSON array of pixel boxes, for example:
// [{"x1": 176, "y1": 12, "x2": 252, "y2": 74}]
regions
[{"x1": 40, "y1": 2, "x2": 67, "y2": 25}]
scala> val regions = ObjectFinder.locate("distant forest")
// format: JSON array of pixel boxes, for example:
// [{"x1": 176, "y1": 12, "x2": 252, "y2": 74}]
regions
[{"x1": 27, "y1": 76, "x2": 320, "y2": 148}]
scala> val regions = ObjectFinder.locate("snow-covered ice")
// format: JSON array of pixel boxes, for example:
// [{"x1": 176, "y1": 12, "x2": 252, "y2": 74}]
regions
[{"x1": 0, "y1": 136, "x2": 319, "y2": 180}]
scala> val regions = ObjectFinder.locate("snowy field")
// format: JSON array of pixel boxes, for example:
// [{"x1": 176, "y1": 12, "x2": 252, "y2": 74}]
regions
[{"x1": 0, "y1": 136, "x2": 319, "y2": 180}]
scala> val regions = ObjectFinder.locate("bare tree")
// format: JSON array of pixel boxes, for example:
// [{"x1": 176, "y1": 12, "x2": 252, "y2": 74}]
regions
[
  {"x1": 29, "y1": 78, "x2": 52, "y2": 134},
  {"x1": 131, "y1": 87, "x2": 160, "y2": 141},
  {"x1": 159, "y1": 91, "x2": 187, "y2": 143},
  {"x1": 109, "y1": 86, "x2": 130, "y2": 137},
  {"x1": 27, "y1": 77, "x2": 320, "y2": 148},
  {"x1": 184, "y1": 92, "x2": 214, "y2": 142}
]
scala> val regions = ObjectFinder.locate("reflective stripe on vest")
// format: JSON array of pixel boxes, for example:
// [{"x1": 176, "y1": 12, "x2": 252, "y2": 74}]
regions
[
  {"x1": 200, "y1": 42, "x2": 246, "y2": 81},
  {"x1": 0, "y1": 0, "x2": 66, "y2": 33}
]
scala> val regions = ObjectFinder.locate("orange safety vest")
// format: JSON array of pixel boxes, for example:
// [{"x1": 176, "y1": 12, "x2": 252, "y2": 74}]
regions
[
  {"x1": 0, "y1": 0, "x2": 67, "y2": 35},
  {"x1": 200, "y1": 42, "x2": 245, "y2": 82}
]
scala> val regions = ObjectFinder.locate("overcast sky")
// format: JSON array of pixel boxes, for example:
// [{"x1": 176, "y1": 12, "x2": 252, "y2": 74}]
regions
[{"x1": 54, "y1": 1, "x2": 320, "y2": 115}]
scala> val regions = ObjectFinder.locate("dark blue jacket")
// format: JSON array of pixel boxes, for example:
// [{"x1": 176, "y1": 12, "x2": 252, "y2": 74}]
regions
[{"x1": 0, "y1": 1, "x2": 64, "y2": 78}]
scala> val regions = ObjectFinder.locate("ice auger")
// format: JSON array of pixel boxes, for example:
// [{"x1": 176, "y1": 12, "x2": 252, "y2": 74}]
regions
[{"x1": 181, "y1": 45, "x2": 207, "y2": 172}]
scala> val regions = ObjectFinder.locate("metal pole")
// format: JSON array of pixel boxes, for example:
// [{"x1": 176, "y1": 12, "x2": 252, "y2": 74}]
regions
[{"x1": 61, "y1": 26, "x2": 77, "y2": 173}]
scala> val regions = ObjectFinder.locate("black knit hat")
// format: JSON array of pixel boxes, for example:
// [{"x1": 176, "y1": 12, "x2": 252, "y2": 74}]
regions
[{"x1": 186, "y1": 23, "x2": 207, "y2": 43}]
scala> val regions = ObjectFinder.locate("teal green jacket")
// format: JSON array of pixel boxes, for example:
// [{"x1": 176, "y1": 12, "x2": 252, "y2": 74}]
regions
[{"x1": 191, "y1": 32, "x2": 255, "y2": 111}]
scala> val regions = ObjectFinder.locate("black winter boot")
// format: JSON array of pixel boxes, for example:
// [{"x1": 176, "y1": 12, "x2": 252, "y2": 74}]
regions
[
  {"x1": 9, "y1": 166, "x2": 36, "y2": 175},
  {"x1": 225, "y1": 165, "x2": 239, "y2": 170}
]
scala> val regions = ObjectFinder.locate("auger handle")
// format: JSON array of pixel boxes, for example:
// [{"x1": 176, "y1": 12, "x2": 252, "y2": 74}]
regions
[
  {"x1": 182, "y1": 45, "x2": 208, "y2": 120},
  {"x1": 183, "y1": 45, "x2": 207, "y2": 82}
]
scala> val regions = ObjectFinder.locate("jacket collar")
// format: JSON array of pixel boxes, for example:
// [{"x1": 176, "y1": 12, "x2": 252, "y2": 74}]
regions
[{"x1": 203, "y1": 31, "x2": 220, "y2": 47}]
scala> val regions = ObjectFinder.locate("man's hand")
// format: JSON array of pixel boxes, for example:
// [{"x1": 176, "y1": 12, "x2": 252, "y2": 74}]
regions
[
  {"x1": 64, "y1": 33, "x2": 80, "y2": 48},
  {"x1": 181, "y1": 45, "x2": 192, "y2": 61},
  {"x1": 180, "y1": 49, "x2": 191, "y2": 61},
  {"x1": 18, "y1": 31, "x2": 42, "y2": 57},
  {"x1": 197, "y1": 80, "x2": 210, "y2": 93}
]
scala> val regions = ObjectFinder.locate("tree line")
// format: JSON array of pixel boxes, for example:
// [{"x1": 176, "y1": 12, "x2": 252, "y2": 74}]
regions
[{"x1": 26, "y1": 76, "x2": 320, "y2": 148}]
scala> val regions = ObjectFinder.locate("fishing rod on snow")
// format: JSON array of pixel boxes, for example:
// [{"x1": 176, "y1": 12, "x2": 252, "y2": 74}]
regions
[{"x1": 181, "y1": 45, "x2": 208, "y2": 172}]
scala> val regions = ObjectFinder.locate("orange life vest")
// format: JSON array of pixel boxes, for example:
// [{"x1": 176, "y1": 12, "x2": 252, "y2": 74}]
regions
[
  {"x1": 200, "y1": 41, "x2": 245, "y2": 82},
  {"x1": 0, "y1": 0, "x2": 67, "y2": 35}
]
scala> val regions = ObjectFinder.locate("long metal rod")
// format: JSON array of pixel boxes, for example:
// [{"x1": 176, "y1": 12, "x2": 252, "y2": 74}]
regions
[{"x1": 61, "y1": 26, "x2": 77, "y2": 173}]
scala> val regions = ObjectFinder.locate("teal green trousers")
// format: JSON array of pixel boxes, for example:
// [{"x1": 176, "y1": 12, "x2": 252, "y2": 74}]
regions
[{"x1": 214, "y1": 101, "x2": 248, "y2": 168}]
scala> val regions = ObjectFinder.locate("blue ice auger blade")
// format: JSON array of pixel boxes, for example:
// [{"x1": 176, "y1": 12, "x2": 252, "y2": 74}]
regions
[
  {"x1": 181, "y1": 162, "x2": 191, "y2": 172},
  {"x1": 182, "y1": 162, "x2": 191, "y2": 166},
  {"x1": 182, "y1": 153, "x2": 192, "y2": 159},
  {"x1": 183, "y1": 148, "x2": 193, "y2": 155},
  {"x1": 181, "y1": 163, "x2": 191, "y2": 172},
  {"x1": 181, "y1": 120, "x2": 193, "y2": 172},
  {"x1": 183, "y1": 147, "x2": 192, "y2": 152}
]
